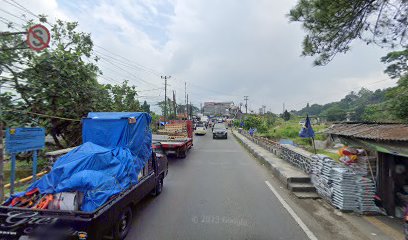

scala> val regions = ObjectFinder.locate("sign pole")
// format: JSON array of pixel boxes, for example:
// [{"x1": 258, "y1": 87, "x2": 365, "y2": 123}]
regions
[
  {"x1": 32, "y1": 150, "x2": 37, "y2": 181},
  {"x1": 312, "y1": 137, "x2": 317, "y2": 154},
  {"x1": 0, "y1": 122, "x2": 3, "y2": 202},
  {"x1": 10, "y1": 153, "x2": 16, "y2": 195}
]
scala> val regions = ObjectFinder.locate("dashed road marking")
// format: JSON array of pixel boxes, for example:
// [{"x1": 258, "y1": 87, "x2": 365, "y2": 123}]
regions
[{"x1": 265, "y1": 180, "x2": 318, "y2": 240}]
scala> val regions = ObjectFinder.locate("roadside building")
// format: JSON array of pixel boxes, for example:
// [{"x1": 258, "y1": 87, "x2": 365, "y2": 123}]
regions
[
  {"x1": 203, "y1": 102, "x2": 234, "y2": 116},
  {"x1": 326, "y1": 123, "x2": 408, "y2": 217}
]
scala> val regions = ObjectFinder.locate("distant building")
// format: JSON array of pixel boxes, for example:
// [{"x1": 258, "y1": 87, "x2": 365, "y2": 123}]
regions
[{"x1": 203, "y1": 102, "x2": 234, "y2": 116}]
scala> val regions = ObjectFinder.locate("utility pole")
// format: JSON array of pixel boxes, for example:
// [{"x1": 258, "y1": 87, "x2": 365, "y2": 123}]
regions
[
  {"x1": 186, "y1": 94, "x2": 189, "y2": 120},
  {"x1": 190, "y1": 100, "x2": 193, "y2": 119},
  {"x1": 172, "y1": 90, "x2": 177, "y2": 119},
  {"x1": 184, "y1": 82, "x2": 187, "y2": 117},
  {"x1": 282, "y1": 102, "x2": 285, "y2": 114},
  {"x1": 244, "y1": 96, "x2": 249, "y2": 114},
  {"x1": 161, "y1": 76, "x2": 171, "y2": 121},
  {"x1": 262, "y1": 105, "x2": 266, "y2": 115}
]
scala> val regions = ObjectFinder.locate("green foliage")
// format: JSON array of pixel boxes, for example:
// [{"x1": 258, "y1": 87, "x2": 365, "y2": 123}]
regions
[
  {"x1": 282, "y1": 110, "x2": 291, "y2": 121},
  {"x1": 0, "y1": 18, "x2": 146, "y2": 149},
  {"x1": 295, "y1": 88, "x2": 388, "y2": 122},
  {"x1": 258, "y1": 119, "x2": 328, "y2": 147},
  {"x1": 105, "y1": 80, "x2": 141, "y2": 112},
  {"x1": 381, "y1": 49, "x2": 408, "y2": 79},
  {"x1": 141, "y1": 100, "x2": 150, "y2": 113},
  {"x1": 386, "y1": 75, "x2": 408, "y2": 120},
  {"x1": 289, "y1": 0, "x2": 408, "y2": 65}
]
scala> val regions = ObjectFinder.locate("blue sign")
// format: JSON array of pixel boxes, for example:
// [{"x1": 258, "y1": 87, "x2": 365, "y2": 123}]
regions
[{"x1": 5, "y1": 127, "x2": 45, "y2": 154}]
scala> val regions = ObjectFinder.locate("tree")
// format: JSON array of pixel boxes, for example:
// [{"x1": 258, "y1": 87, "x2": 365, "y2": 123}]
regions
[
  {"x1": 0, "y1": 19, "x2": 102, "y2": 148},
  {"x1": 289, "y1": 0, "x2": 408, "y2": 65},
  {"x1": 381, "y1": 49, "x2": 408, "y2": 79},
  {"x1": 105, "y1": 80, "x2": 140, "y2": 112},
  {"x1": 141, "y1": 100, "x2": 150, "y2": 113},
  {"x1": 282, "y1": 110, "x2": 291, "y2": 121},
  {"x1": 0, "y1": 18, "x2": 144, "y2": 148},
  {"x1": 323, "y1": 105, "x2": 346, "y2": 122}
]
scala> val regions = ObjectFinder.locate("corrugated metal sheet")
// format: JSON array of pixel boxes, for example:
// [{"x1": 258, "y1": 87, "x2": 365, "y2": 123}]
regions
[{"x1": 325, "y1": 123, "x2": 408, "y2": 141}]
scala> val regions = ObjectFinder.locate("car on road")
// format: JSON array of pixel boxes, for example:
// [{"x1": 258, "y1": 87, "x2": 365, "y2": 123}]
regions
[
  {"x1": 212, "y1": 123, "x2": 228, "y2": 139},
  {"x1": 194, "y1": 123, "x2": 207, "y2": 135}
]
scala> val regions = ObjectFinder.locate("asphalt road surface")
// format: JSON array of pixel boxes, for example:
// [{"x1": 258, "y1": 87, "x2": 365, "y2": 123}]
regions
[{"x1": 127, "y1": 130, "x2": 310, "y2": 240}]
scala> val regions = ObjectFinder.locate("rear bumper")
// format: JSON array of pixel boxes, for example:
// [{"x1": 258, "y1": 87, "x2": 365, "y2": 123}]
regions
[
  {"x1": 213, "y1": 133, "x2": 227, "y2": 138},
  {"x1": 194, "y1": 130, "x2": 206, "y2": 135}
]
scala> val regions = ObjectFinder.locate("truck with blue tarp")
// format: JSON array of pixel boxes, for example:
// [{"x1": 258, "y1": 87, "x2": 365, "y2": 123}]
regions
[{"x1": 0, "y1": 112, "x2": 168, "y2": 240}]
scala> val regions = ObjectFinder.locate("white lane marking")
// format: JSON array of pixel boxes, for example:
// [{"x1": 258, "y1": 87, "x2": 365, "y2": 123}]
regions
[{"x1": 265, "y1": 181, "x2": 318, "y2": 240}]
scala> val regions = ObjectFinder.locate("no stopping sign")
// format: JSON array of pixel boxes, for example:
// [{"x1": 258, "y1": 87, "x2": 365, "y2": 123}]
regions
[{"x1": 26, "y1": 24, "x2": 50, "y2": 51}]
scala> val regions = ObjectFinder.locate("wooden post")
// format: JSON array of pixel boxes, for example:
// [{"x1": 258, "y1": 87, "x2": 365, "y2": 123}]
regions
[{"x1": 312, "y1": 137, "x2": 317, "y2": 154}]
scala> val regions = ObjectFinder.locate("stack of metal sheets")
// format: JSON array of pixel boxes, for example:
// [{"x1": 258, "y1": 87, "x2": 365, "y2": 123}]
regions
[
  {"x1": 356, "y1": 176, "x2": 378, "y2": 213},
  {"x1": 346, "y1": 157, "x2": 369, "y2": 176},
  {"x1": 310, "y1": 155, "x2": 337, "y2": 202},
  {"x1": 331, "y1": 168, "x2": 358, "y2": 211}
]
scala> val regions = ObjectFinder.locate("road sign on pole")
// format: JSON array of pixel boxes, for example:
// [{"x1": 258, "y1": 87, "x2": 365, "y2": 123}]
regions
[
  {"x1": 26, "y1": 24, "x2": 50, "y2": 51},
  {"x1": 5, "y1": 128, "x2": 45, "y2": 194}
]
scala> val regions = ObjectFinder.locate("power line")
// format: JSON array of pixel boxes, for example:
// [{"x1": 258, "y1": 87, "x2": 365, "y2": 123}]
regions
[
  {"x1": 97, "y1": 55, "x2": 160, "y2": 88},
  {"x1": 5, "y1": 0, "x2": 39, "y2": 19},
  {"x1": 94, "y1": 50, "x2": 160, "y2": 77},
  {"x1": 3, "y1": 109, "x2": 81, "y2": 121},
  {"x1": 0, "y1": 9, "x2": 27, "y2": 23},
  {"x1": 94, "y1": 44, "x2": 162, "y2": 76}
]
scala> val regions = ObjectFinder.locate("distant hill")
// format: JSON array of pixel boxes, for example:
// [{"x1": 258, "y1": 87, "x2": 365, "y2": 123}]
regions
[{"x1": 293, "y1": 87, "x2": 397, "y2": 122}]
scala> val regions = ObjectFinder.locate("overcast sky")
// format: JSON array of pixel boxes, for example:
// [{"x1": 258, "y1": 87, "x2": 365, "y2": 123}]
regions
[{"x1": 0, "y1": 0, "x2": 396, "y2": 113}]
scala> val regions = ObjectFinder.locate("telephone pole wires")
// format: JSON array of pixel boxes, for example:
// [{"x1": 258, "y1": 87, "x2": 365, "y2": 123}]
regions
[
  {"x1": 161, "y1": 75, "x2": 171, "y2": 121},
  {"x1": 244, "y1": 96, "x2": 249, "y2": 114}
]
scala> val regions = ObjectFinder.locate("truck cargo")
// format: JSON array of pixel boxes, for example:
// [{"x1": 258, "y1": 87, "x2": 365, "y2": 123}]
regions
[
  {"x1": 153, "y1": 120, "x2": 193, "y2": 158},
  {"x1": 0, "y1": 112, "x2": 168, "y2": 240}
]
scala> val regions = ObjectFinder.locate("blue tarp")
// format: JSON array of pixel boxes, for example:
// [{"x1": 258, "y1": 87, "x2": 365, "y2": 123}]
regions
[{"x1": 11, "y1": 112, "x2": 152, "y2": 212}]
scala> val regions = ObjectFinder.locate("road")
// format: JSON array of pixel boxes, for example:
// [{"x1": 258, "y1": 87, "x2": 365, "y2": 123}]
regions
[{"x1": 127, "y1": 130, "x2": 310, "y2": 240}]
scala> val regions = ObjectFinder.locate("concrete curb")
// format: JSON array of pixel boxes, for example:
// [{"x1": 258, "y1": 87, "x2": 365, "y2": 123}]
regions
[{"x1": 233, "y1": 131, "x2": 311, "y2": 189}]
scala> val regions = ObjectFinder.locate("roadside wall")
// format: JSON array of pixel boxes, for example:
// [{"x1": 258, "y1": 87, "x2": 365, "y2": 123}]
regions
[{"x1": 238, "y1": 129, "x2": 313, "y2": 174}]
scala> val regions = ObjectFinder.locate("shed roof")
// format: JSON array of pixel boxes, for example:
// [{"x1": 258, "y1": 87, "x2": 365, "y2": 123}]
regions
[{"x1": 325, "y1": 123, "x2": 408, "y2": 141}]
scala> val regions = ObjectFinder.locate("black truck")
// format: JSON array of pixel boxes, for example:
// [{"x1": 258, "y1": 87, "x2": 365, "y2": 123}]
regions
[{"x1": 0, "y1": 147, "x2": 168, "y2": 240}]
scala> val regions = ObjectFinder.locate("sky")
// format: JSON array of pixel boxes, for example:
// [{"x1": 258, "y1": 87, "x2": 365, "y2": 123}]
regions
[{"x1": 0, "y1": 0, "x2": 397, "y2": 114}]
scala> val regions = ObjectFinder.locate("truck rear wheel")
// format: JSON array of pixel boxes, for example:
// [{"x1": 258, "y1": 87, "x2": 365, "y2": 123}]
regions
[
  {"x1": 152, "y1": 176, "x2": 163, "y2": 196},
  {"x1": 113, "y1": 206, "x2": 132, "y2": 240}
]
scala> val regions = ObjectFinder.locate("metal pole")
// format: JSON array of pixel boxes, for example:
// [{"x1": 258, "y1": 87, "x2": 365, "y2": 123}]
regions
[
  {"x1": 0, "y1": 82, "x2": 4, "y2": 201},
  {"x1": 164, "y1": 78, "x2": 167, "y2": 121},
  {"x1": 186, "y1": 94, "x2": 189, "y2": 120},
  {"x1": 244, "y1": 96, "x2": 248, "y2": 114},
  {"x1": 161, "y1": 76, "x2": 171, "y2": 122},
  {"x1": 0, "y1": 122, "x2": 3, "y2": 202},
  {"x1": 10, "y1": 153, "x2": 16, "y2": 195},
  {"x1": 32, "y1": 150, "x2": 37, "y2": 181}
]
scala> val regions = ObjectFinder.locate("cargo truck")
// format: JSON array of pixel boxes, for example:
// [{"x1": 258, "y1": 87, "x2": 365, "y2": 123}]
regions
[
  {"x1": 0, "y1": 112, "x2": 167, "y2": 240},
  {"x1": 153, "y1": 120, "x2": 193, "y2": 158}
]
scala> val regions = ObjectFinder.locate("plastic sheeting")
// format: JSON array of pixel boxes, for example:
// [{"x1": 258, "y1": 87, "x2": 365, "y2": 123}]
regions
[{"x1": 12, "y1": 112, "x2": 152, "y2": 212}]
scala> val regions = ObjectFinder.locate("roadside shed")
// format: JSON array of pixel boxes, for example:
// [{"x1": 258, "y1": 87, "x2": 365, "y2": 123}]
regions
[{"x1": 326, "y1": 123, "x2": 408, "y2": 217}]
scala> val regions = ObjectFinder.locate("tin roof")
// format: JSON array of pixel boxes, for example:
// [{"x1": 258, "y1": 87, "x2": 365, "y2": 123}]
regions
[{"x1": 325, "y1": 123, "x2": 408, "y2": 141}]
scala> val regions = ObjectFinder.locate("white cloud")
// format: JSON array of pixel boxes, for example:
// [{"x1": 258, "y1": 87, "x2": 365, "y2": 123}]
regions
[{"x1": 0, "y1": 0, "x2": 396, "y2": 113}]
